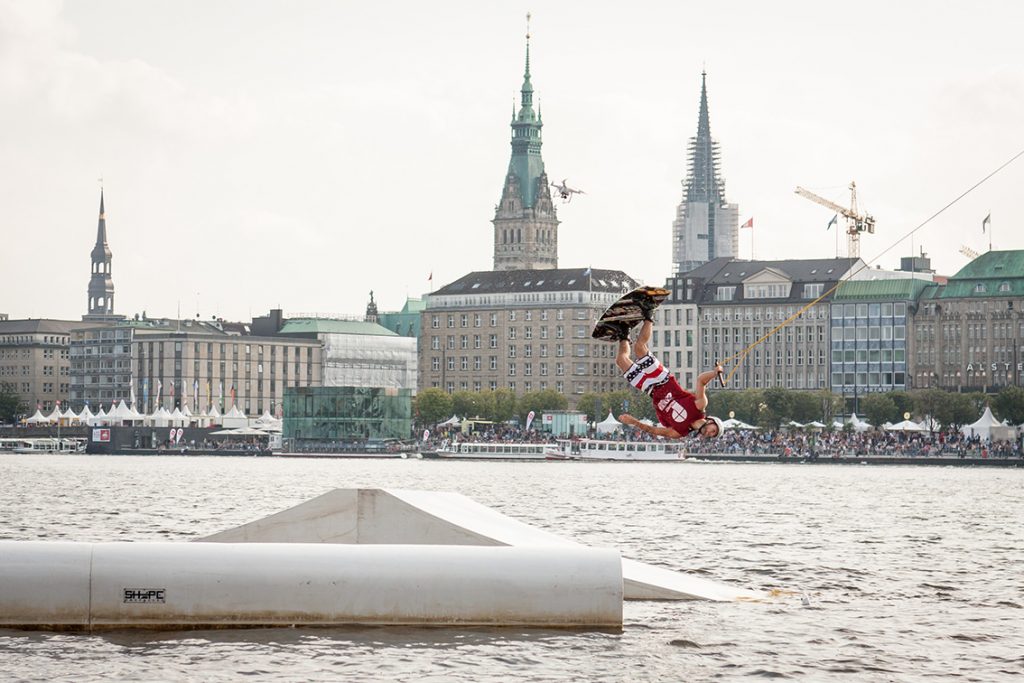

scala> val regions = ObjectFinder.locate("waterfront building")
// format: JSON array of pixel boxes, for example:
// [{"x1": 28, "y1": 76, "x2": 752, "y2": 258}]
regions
[
  {"x1": 282, "y1": 386, "x2": 413, "y2": 442},
  {"x1": 420, "y1": 268, "x2": 638, "y2": 400},
  {"x1": 911, "y1": 250, "x2": 1024, "y2": 393},
  {"x1": 276, "y1": 317, "x2": 416, "y2": 391},
  {"x1": 492, "y1": 30, "x2": 559, "y2": 271},
  {"x1": 690, "y1": 257, "x2": 863, "y2": 391},
  {"x1": 84, "y1": 190, "x2": 125, "y2": 323},
  {"x1": 829, "y1": 278, "x2": 932, "y2": 408},
  {"x1": 0, "y1": 319, "x2": 92, "y2": 413},
  {"x1": 671, "y1": 72, "x2": 739, "y2": 275},
  {"x1": 69, "y1": 317, "x2": 322, "y2": 415}
]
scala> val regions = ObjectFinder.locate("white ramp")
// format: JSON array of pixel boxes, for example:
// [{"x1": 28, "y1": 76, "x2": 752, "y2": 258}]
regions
[{"x1": 201, "y1": 489, "x2": 763, "y2": 602}]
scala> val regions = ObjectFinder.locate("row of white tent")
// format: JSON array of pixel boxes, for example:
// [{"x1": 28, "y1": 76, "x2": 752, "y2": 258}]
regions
[
  {"x1": 597, "y1": 409, "x2": 1018, "y2": 442},
  {"x1": 23, "y1": 403, "x2": 283, "y2": 432}
]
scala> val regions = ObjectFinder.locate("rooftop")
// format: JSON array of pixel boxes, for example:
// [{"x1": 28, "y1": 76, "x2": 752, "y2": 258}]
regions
[
  {"x1": 278, "y1": 319, "x2": 398, "y2": 337},
  {"x1": 432, "y1": 268, "x2": 639, "y2": 296}
]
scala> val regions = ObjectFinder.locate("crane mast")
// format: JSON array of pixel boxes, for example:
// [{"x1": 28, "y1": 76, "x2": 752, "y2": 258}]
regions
[{"x1": 794, "y1": 181, "x2": 876, "y2": 258}]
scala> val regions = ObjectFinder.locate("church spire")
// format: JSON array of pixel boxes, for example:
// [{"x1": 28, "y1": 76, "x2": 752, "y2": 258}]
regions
[
  {"x1": 492, "y1": 15, "x2": 559, "y2": 271},
  {"x1": 671, "y1": 71, "x2": 739, "y2": 274},
  {"x1": 86, "y1": 187, "x2": 117, "y2": 319}
]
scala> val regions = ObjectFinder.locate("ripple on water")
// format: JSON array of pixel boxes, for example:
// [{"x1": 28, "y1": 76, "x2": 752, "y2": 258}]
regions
[{"x1": 0, "y1": 455, "x2": 1022, "y2": 682}]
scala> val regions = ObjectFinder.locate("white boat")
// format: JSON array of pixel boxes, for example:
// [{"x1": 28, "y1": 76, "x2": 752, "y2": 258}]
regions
[
  {"x1": 545, "y1": 438, "x2": 688, "y2": 462},
  {"x1": 6, "y1": 438, "x2": 86, "y2": 454},
  {"x1": 424, "y1": 439, "x2": 556, "y2": 460}
]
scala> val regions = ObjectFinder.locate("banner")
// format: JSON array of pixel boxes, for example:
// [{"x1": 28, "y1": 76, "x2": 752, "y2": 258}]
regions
[{"x1": 526, "y1": 410, "x2": 536, "y2": 431}]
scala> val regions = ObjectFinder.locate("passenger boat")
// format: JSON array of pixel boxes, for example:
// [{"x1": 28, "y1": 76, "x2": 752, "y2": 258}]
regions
[
  {"x1": 544, "y1": 438, "x2": 688, "y2": 462},
  {"x1": 2, "y1": 438, "x2": 87, "y2": 454},
  {"x1": 422, "y1": 439, "x2": 556, "y2": 460}
]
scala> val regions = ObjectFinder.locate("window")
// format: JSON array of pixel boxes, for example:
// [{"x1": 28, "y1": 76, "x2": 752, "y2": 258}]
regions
[{"x1": 802, "y1": 283, "x2": 824, "y2": 299}]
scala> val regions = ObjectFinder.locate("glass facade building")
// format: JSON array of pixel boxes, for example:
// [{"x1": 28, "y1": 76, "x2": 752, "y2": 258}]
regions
[{"x1": 283, "y1": 386, "x2": 412, "y2": 442}]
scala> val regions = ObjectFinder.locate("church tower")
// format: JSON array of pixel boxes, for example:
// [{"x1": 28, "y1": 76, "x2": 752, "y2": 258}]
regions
[
  {"x1": 671, "y1": 72, "x2": 739, "y2": 274},
  {"x1": 492, "y1": 21, "x2": 559, "y2": 271},
  {"x1": 85, "y1": 189, "x2": 118, "y2": 320}
]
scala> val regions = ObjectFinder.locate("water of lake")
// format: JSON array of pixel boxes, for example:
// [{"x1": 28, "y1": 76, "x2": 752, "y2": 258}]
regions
[{"x1": 1, "y1": 454, "x2": 1021, "y2": 682}]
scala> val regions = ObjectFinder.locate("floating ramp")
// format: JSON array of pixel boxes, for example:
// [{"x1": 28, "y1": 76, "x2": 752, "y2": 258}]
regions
[
  {"x1": 0, "y1": 541, "x2": 622, "y2": 629},
  {"x1": 201, "y1": 488, "x2": 762, "y2": 602}
]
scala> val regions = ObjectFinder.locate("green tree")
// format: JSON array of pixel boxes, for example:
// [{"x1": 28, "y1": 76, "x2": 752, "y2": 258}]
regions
[
  {"x1": 450, "y1": 391, "x2": 496, "y2": 421},
  {"x1": 414, "y1": 388, "x2": 452, "y2": 426},
  {"x1": 790, "y1": 391, "x2": 821, "y2": 423},
  {"x1": 816, "y1": 390, "x2": 844, "y2": 425},
  {"x1": 0, "y1": 382, "x2": 25, "y2": 424},
  {"x1": 935, "y1": 392, "x2": 975, "y2": 430},
  {"x1": 887, "y1": 390, "x2": 914, "y2": 420},
  {"x1": 992, "y1": 386, "x2": 1024, "y2": 425},
  {"x1": 576, "y1": 393, "x2": 604, "y2": 424},
  {"x1": 861, "y1": 393, "x2": 898, "y2": 428},
  {"x1": 760, "y1": 387, "x2": 793, "y2": 428},
  {"x1": 912, "y1": 388, "x2": 948, "y2": 430},
  {"x1": 489, "y1": 388, "x2": 518, "y2": 423},
  {"x1": 517, "y1": 389, "x2": 568, "y2": 423}
]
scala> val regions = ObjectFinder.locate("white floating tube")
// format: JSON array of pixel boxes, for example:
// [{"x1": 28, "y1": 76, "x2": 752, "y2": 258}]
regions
[{"x1": 0, "y1": 541, "x2": 623, "y2": 630}]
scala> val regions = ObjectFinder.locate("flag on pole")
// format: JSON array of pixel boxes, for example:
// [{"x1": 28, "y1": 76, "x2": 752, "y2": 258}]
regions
[
  {"x1": 826, "y1": 214, "x2": 838, "y2": 230},
  {"x1": 156, "y1": 379, "x2": 162, "y2": 408},
  {"x1": 982, "y1": 212, "x2": 991, "y2": 233},
  {"x1": 428, "y1": 272, "x2": 433, "y2": 284},
  {"x1": 218, "y1": 381, "x2": 223, "y2": 411},
  {"x1": 740, "y1": 217, "x2": 753, "y2": 229},
  {"x1": 583, "y1": 267, "x2": 592, "y2": 276},
  {"x1": 130, "y1": 382, "x2": 136, "y2": 409},
  {"x1": 193, "y1": 379, "x2": 199, "y2": 409}
]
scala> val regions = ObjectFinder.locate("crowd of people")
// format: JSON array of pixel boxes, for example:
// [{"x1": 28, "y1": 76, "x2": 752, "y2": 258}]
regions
[{"x1": 424, "y1": 423, "x2": 1023, "y2": 460}]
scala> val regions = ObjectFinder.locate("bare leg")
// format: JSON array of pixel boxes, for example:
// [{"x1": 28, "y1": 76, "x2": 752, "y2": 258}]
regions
[
  {"x1": 615, "y1": 339, "x2": 633, "y2": 373},
  {"x1": 634, "y1": 320, "x2": 653, "y2": 358}
]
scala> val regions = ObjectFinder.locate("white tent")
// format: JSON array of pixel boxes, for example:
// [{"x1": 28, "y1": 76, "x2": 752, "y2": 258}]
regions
[
  {"x1": 222, "y1": 404, "x2": 249, "y2": 429},
  {"x1": 886, "y1": 419, "x2": 924, "y2": 432},
  {"x1": 61, "y1": 407, "x2": 78, "y2": 424},
  {"x1": 595, "y1": 412, "x2": 622, "y2": 434},
  {"x1": 785, "y1": 420, "x2": 805, "y2": 429},
  {"x1": 805, "y1": 421, "x2": 826, "y2": 429},
  {"x1": 437, "y1": 415, "x2": 461, "y2": 427},
  {"x1": 78, "y1": 406, "x2": 94, "y2": 423},
  {"x1": 45, "y1": 407, "x2": 61, "y2": 423},
  {"x1": 207, "y1": 404, "x2": 222, "y2": 426},
  {"x1": 961, "y1": 406, "x2": 1016, "y2": 442},
  {"x1": 25, "y1": 410, "x2": 48, "y2": 425},
  {"x1": 722, "y1": 417, "x2": 758, "y2": 430},
  {"x1": 849, "y1": 413, "x2": 872, "y2": 432},
  {"x1": 90, "y1": 407, "x2": 108, "y2": 426}
]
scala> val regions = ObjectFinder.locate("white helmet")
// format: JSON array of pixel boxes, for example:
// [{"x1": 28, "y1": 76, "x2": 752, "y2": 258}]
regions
[{"x1": 699, "y1": 415, "x2": 724, "y2": 438}]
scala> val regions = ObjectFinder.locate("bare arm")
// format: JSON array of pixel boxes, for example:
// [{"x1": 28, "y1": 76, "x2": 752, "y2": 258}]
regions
[
  {"x1": 618, "y1": 414, "x2": 682, "y2": 439},
  {"x1": 693, "y1": 364, "x2": 723, "y2": 411}
]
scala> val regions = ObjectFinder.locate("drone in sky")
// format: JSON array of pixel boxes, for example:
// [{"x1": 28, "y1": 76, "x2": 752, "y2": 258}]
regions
[{"x1": 551, "y1": 179, "x2": 585, "y2": 203}]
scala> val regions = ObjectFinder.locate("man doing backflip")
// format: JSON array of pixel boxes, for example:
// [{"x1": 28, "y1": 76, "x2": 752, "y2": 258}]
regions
[{"x1": 608, "y1": 310, "x2": 723, "y2": 440}]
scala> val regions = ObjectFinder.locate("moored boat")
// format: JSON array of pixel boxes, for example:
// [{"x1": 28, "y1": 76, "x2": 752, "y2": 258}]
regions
[
  {"x1": 422, "y1": 439, "x2": 556, "y2": 460},
  {"x1": 545, "y1": 438, "x2": 688, "y2": 462}
]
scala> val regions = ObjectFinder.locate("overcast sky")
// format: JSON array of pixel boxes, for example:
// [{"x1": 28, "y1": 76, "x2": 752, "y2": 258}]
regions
[{"x1": 2, "y1": 0, "x2": 1022, "y2": 323}]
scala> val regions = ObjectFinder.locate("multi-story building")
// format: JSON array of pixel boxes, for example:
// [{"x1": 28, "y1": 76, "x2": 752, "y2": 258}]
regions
[
  {"x1": 912, "y1": 250, "x2": 1024, "y2": 393},
  {"x1": 420, "y1": 269, "x2": 638, "y2": 400},
  {"x1": 829, "y1": 278, "x2": 932, "y2": 408},
  {"x1": 0, "y1": 319, "x2": 92, "y2": 413},
  {"x1": 689, "y1": 257, "x2": 863, "y2": 391},
  {"x1": 277, "y1": 317, "x2": 416, "y2": 391},
  {"x1": 671, "y1": 72, "x2": 740, "y2": 274},
  {"x1": 70, "y1": 317, "x2": 322, "y2": 415}
]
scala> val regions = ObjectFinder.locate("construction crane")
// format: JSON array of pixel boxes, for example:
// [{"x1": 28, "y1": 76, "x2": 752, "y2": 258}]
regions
[
  {"x1": 959, "y1": 245, "x2": 980, "y2": 260},
  {"x1": 794, "y1": 181, "x2": 876, "y2": 258}
]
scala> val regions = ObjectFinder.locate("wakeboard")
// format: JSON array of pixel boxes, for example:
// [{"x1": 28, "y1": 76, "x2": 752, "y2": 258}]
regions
[{"x1": 591, "y1": 286, "x2": 670, "y2": 342}]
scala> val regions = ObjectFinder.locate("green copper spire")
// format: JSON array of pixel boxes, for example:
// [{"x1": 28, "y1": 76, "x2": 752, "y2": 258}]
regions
[{"x1": 508, "y1": 14, "x2": 544, "y2": 208}]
